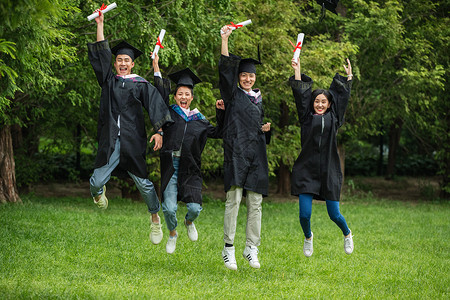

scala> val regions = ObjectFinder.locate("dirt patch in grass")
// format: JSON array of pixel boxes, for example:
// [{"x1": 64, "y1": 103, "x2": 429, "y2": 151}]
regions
[
  {"x1": 26, "y1": 176, "x2": 441, "y2": 202},
  {"x1": 343, "y1": 176, "x2": 441, "y2": 201}
]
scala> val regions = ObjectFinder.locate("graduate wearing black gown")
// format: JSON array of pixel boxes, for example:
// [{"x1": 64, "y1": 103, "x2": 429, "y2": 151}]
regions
[
  {"x1": 290, "y1": 56, "x2": 354, "y2": 257},
  {"x1": 87, "y1": 12, "x2": 172, "y2": 245},
  {"x1": 219, "y1": 24, "x2": 271, "y2": 271},
  {"x1": 150, "y1": 55, "x2": 224, "y2": 254}
]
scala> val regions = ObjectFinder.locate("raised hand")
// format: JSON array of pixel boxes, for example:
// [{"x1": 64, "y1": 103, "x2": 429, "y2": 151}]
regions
[
  {"x1": 220, "y1": 25, "x2": 233, "y2": 39},
  {"x1": 94, "y1": 8, "x2": 104, "y2": 24},
  {"x1": 344, "y1": 58, "x2": 353, "y2": 80}
]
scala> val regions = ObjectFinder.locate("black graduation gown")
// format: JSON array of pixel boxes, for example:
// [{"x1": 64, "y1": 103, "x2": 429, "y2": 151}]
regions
[
  {"x1": 219, "y1": 54, "x2": 270, "y2": 196},
  {"x1": 290, "y1": 73, "x2": 352, "y2": 201},
  {"x1": 87, "y1": 40, "x2": 173, "y2": 179},
  {"x1": 154, "y1": 76, "x2": 224, "y2": 205}
]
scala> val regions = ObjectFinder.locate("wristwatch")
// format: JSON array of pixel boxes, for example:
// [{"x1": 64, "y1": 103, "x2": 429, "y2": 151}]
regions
[{"x1": 157, "y1": 131, "x2": 164, "y2": 136}]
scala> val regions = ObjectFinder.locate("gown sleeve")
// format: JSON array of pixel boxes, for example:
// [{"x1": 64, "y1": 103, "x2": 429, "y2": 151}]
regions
[
  {"x1": 329, "y1": 73, "x2": 352, "y2": 128},
  {"x1": 139, "y1": 82, "x2": 174, "y2": 131},
  {"x1": 289, "y1": 74, "x2": 314, "y2": 124},
  {"x1": 206, "y1": 108, "x2": 225, "y2": 139},
  {"x1": 87, "y1": 40, "x2": 114, "y2": 86},
  {"x1": 153, "y1": 75, "x2": 172, "y2": 107},
  {"x1": 219, "y1": 53, "x2": 241, "y2": 105}
]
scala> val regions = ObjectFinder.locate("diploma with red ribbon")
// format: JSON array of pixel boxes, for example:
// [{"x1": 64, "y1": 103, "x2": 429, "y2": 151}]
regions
[
  {"x1": 87, "y1": 2, "x2": 117, "y2": 21},
  {"x1": 292, "y1": 33, "x2": 305, "y2": 61},
  {"x1": 151, "y1": 29, "x2": 166, "y2": 60},
  {"x1": 220, "y1": 19, "x2": 252, "y2": 34}
]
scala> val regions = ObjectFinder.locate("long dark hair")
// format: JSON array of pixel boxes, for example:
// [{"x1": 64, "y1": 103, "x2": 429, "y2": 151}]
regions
[{"x1": 311, "y1": 89, "x2": 332, "y2": 111}]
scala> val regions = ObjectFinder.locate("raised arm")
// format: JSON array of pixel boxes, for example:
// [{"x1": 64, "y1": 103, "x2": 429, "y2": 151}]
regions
[
  {"x1": 152, "y1": 53, "x2": 171, "y2": 106},
  {"x1": 218, "y1": 25, "x2": 240, "y2": 105},
  {"x1": 95, "y1": 9, "x2": 105, "y2": 41},
  {"x1": 87, "y1": 12, "x2": 112, "y2": 86},
  {"x1": 290, "y1": 56, "x2": 313, "y2": 123},
  {"x1": 329, "y1": 59, "x2": 353, "y2": 127},
  {"x1": 220, "y1": 25, "x2": 232, "y2": 57},
  {"x1": 291, "y1": 57, "x2": 301, "y2": 81}
]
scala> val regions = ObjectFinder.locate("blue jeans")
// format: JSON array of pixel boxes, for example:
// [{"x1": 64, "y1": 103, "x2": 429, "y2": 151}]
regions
[
  {"x1": 162, "y1": 156, "x2": 202, "y2": 231},
  {"x1": 89, "y1": 138, "x2": 160, "y2": 214},
  {"x1": 299, "y1": 193, "x2": 350, "y2": 238}
]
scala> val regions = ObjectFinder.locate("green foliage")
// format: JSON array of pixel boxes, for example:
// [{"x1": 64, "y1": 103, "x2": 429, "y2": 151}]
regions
[
  {"x1": 0, "y1": 39, "x2": 19, "y2": 114},
  {"x1": 15, "y1": 152, "x2": 95, "y2": 188},
  {"x1": 0, "y1": 195, "x2": 448, "y2": 297}
]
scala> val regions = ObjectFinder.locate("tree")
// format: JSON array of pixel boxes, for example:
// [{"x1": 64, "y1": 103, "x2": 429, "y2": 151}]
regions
[
  {"x1": 344, "y1": 0, "x2": 447, "y2": 192},
  {"x1": 0, "y1": 0, "x2": 79, "y2": 202}
]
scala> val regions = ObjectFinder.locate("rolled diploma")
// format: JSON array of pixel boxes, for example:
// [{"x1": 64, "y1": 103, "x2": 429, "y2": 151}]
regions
[
  {"x1": 220, "y1": 19, "x2": 252, "y2": 34},
  {"x1": 151, "y1": 29, "x2": 166, "y2": 59},
  {"x1": 293, "y1": 33, "x2": 305, "y2": 61},
  {"x1": 87, "y1": 3, "x2": 117, "y2": 21}
]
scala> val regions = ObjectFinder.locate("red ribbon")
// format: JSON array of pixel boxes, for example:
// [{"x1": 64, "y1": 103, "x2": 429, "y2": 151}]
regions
[
  {"x1": 156, "y1": 37, "x2": 164, "y2": 49},
  {"x1": 230, "y1": 21, "x2": 243, "y2": 29},
  {"x1": 97, "y1": 3, "x2": 107, "y2": 16},
  {"x1": 293, "y1": 41, "x2": 302, "y2": 52}
]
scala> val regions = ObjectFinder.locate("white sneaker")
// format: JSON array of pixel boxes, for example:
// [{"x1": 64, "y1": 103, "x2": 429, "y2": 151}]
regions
[
  {"x1": 344, "y1": 231, "x2": 354, "y2": 254},
  {"x1": 93, "y1": 185, "x2": 108, "y2": 209},
  {"x1": 243, "y1": 245, "x2": 260, "y2": 269},
  {"x1": 184, "y1": 219, "x2": 198, "y2": 242},
  {"x1": 149, "y1": 217, "x2": 163, "y2": 245},
  {"x1": 222, "y1": 246, "x2": 237, "y2": 270},
  {"x1": 166, "y1": 235, "x2": 177, "y2": 254},
  {"x1": 303, "y1": 232, "x2": 313, "y2": 257}
]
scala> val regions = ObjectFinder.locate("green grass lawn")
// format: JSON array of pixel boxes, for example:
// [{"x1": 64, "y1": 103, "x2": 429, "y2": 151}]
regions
[{"x1": 0, "y1": 193, "x2": 448, "y2": 299}]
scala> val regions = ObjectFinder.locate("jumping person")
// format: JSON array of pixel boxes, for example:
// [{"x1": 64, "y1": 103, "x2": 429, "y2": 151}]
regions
[
  {"x1": 290, "y1": 56, "x2": 354, "y2": 257},
  {"x1": 151, "y1": 54, "x2": 224, "y2": 254},
  {"x1": 87, "y1": 11, "x2": 173, "y2": 245},
  {"x1": 219, "y1": 24, "x2": 271, "y2": 270}
]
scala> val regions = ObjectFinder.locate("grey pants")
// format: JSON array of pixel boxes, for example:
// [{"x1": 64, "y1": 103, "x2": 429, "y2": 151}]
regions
[{"x1": 223, "y1": 186, "x2": 263, "y2": 247}]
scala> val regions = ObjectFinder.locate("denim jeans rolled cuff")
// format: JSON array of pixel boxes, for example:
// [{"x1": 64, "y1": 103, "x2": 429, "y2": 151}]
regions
[{"x1": 185, "y1": 202, "x2": 202, "y2": 223}]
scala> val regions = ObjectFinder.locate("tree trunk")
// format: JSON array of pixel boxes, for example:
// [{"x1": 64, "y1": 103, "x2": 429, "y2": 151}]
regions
[
  {"x1": 0, "y1": 125, "x2": 21, "y2": 203},
  {"x1": 441, "y1": 150, "x2": 450, "y2": 199},
  {"x1": 276, "y1": 162, "x2": 291, "y2": 195},
  {"x1": 75, "y1": 124, "x2": 81, "y2": 172},
  {"x1": 276, "y1": 101, "x2": 291, "y2": 195},
  {"x1": 386, "y1": 118, "x2": 403, "y2": 180},
  {"x1": 377, "y1": 133, "x2": 384, "y2": 176}
]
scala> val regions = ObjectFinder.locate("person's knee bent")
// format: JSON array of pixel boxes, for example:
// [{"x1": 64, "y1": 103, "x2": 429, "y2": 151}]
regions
[
  {"x1": 162, "y1": 199, "x2": 177, "y2": 216},
  {"x1": 186, "y1": 203, "x2": 202, "y2": 221}
]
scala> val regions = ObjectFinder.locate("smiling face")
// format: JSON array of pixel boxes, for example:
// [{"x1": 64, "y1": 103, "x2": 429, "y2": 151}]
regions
[
  {"x1": 114, "y1": 54, "x2": 135, "y2": 76},
  {"x1": 174, "y1": 86, "x2": 193, "y2": 109},
  {"x1": 239, "y1": 72, "x2": 256, "y2": 92},
  {"x1": 313, "y1": 93, "x2": 331, "y2": 115}
]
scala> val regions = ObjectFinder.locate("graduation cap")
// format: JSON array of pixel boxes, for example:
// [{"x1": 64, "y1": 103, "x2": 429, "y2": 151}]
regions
[
  {"x1": 168, "y1": 68, "x2": 202, "y2": 88},
  {"x1": 316, "y1": 0, "x2": 339, "y2": 21},
  {"x1": 111, "y1": 41, "x2": 143, "y2": 61},
  {"x1": 239, "y1": 58, "x2": 262, "y2": 74},
  {"x1": 238, "y1": 45, "x2": 262, "y2": 74}
]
